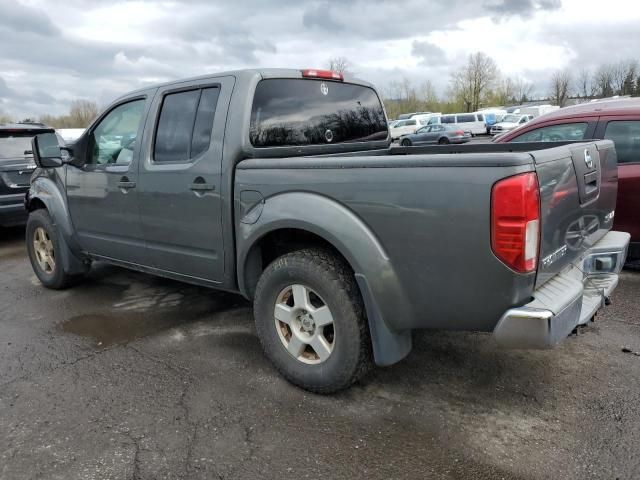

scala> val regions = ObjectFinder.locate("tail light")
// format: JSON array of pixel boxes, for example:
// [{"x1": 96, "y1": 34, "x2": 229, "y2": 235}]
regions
[
  {"x1": 454, "y1": 130, "x2": 465, "y2": 136},
  {"x1": 301, "y1": 69, "x2": 344, "y2": 81},
  {"x1": 491, "y1": 172, "x2": 540, "y2": 273}
]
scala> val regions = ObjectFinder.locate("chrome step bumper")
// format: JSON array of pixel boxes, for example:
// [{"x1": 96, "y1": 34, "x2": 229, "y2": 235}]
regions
[{"x1": 494, "y1": 231, "x2": 630, "y2": 348}]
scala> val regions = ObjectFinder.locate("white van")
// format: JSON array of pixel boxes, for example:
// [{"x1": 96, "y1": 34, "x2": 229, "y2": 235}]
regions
[
  {"x1": 389, "y1": 118, "x2": 420, "y2": 140},
  {"x1": 410, "y1": 113, "x2": 442, "y2": 126},
  {"x1": 430, "y1": 113, "x2": 486, "y2": 135}
]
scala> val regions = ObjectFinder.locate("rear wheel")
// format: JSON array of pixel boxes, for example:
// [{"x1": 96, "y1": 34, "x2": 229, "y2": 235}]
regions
[
  {"x1": 26, "y1": 209, "x2": 79, "y2": 289},
  {"x1": 438, "y1": 137, "x2": 450, "y2": 144},
  {"x1": 401, "y1": 139, "x2": 412, "y2": 147},
  {"x1": 253, "y1": 248, "x2": 372, "y2": 393}
]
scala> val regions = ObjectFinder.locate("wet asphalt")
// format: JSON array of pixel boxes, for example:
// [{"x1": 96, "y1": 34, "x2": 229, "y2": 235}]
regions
[{"x1": 1, "y1": 226, "x2": 640, "y2": 480}]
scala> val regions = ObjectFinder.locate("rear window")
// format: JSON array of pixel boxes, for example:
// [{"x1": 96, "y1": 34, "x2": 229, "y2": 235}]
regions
[
  {"x1": 0, "y1": 130, "x2": 56, "y2": 159},
  {"x1": 250, "y1": 79, "x2": 388, "y2": 147},
  {"x1": 604, "y1": 121, "x2": 640, "y2": 164}
]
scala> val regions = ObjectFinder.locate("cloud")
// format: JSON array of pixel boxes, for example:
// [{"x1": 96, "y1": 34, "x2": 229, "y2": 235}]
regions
[
  {"x1": 483, "y1": 0, "x2": 561, "y2": 18},
  {"x1": 0, "y1": 0, "x2": 60, "y2": 36},
  {"x1": 0, "y1": 0, "x2": 639, "y2": 120},
  {"x1": 411, "y1": 41, "x2": 447, "y2": 66}
]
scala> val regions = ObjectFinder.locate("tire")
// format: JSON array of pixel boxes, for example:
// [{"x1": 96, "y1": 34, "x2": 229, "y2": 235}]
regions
[
  {"x1": 401, "y1": 139, "x2": 412, "y2": 147},
  {"x1": 253, "y1": 248, "x2": 372, "y2": 393},
  {"x1": 26, "y1": 209, "x2": 80, "y2": 289},
  {"x1": 438, "y1": 137, "x2": 450, "y2": 144}
]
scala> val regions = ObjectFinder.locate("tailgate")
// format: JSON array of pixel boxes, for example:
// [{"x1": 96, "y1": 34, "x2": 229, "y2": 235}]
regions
[{"x1": 533, "y1": 140, "x2": 618, "y2": 287}]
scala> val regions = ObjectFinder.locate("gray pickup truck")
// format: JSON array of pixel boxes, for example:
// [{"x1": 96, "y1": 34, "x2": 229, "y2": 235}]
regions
[{"x1": 26, "y1": 68, "x2": 629, "y2": 393}]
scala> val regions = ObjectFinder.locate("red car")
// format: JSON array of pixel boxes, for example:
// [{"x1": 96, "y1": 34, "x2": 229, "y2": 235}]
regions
[{"x1": 495, "y1": 98, "x2": 640, "y2": 260}]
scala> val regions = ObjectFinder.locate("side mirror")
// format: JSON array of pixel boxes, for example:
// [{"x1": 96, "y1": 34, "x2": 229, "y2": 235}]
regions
[{"x1": 32, "y1": 132, "x2": 64, "y2": 168}]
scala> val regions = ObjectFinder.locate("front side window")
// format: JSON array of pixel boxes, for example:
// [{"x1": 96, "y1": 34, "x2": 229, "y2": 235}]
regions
[
  {"x1": 250, "y1": 79, "x2": 388, "y2": 147},
  {"x1": 511, "y1": 122, "x2": 589, "y2": 143},
  {"x1": 154, "y1": 87, "x2": 220, "y2": 163},
  {"x1": 604, "y1": 120, "x2": 640, "y2": 164},
  {"x1": 89, "y1": 99, "x2": 145, "y2": 166},
  {"x1": 476, "y1": 113, "x2": 484, "y2": 121}
]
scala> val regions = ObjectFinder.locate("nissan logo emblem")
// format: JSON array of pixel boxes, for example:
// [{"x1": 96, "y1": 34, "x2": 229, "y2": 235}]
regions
[
  {"x1": 584, "y1": 149, "x2": 594, "y2": 169},
  {"x1": 325, "y1": 129, "x2": 334, "y2": 142}
]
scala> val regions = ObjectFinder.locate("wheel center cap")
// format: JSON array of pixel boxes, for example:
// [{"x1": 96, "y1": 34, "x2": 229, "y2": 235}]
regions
[{"x1": 300, "y1": 314, "x2": 315, "y2": 333}]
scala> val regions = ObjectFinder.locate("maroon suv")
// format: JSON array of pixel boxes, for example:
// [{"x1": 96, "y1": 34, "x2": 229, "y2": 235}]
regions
[{"x1": 495, "y1": 98, "x2": 640, "y2": 259}]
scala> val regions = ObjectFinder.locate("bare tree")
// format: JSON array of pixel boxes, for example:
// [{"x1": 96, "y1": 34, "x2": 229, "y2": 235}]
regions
[
  {"x1": 450, "y1": 52, "x2": 499, "y2": 112},
  {"x1": 39, "y1": 99, "x2": 100, "y2": 128},
  {"x1": 495, "y1": 77, "x2": 516, "y2": 105},
  {"x1": 550, "y1": 70, "x2": 572, "y2": 107},
  {"x1": 594, "y1": 64, "x2": 615, "y2": 98},
  {"x1": 68, "y1": 100, "x2": 99, "y2": 127},
  {"x1": 326, "y1": 56, "x2": 353, "y2": 76},
  {"x1": 419, "y1": 80, "x2": 439, "y2": 109},
  {"x1": 576, "y1": 68, "x2": 592, "y2": 99},
  {"x1": 513, "y1": 78, "x2": 534, "y2": 104}
]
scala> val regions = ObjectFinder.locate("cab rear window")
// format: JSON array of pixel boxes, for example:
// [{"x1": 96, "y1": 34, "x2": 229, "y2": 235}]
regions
[{"x1": 250, "y1": 79, "x2": 388, "y2": 147}]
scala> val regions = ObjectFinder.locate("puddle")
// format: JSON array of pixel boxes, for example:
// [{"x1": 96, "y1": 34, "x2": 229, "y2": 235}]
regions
[{"x1": 61, "y1": 291, "x2": 248, "y2": 346}]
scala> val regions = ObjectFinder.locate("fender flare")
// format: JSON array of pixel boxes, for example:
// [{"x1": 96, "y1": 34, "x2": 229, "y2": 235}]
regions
[
  {"x1": 237, "y1": 191, "x2": 412, "y2": 366},
  {"x1": 27, "y1": 175, "x2": 87, "y2": 275}
]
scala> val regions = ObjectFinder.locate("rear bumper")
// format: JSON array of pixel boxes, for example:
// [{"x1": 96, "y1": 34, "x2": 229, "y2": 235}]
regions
[{"x1": 493, "y1": 231, "x2": 630, "y2": 348}]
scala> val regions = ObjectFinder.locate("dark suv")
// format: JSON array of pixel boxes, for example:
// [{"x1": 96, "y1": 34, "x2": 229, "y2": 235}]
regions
[
  {"x1": 494, "y1": 98, "x2": 640, "y2": 260},
  {"x1": 0, "y1": 123, "x2": 62, "y2": 227}
]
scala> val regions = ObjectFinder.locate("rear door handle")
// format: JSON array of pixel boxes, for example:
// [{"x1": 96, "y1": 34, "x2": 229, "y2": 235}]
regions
[
  {"x1": 189, "y1": 183, "x2": 215, "y2": 191},
  {"x1": 118, "y1": 181, "x2": 136, "y2": 189}
]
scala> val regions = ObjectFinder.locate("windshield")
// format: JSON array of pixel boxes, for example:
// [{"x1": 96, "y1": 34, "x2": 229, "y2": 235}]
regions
[
  {"x1": 250, "y1": 79, "x2": 388, "y2": 147},
  {"x1": 0, "y1": 133, "x2": 35, "y2": 159},
  {"x1": 501, "y1": 115, "x2": 520, "y2": 123}
]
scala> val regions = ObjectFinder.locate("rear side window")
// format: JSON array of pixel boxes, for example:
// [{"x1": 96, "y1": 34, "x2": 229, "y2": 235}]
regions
[
  {"x1": 604, "y1": 121, "x2": 640, "y2": 164},
  {"x1": 250, "y1": 79, "x2": 388, "y2": 147},
  {"x1": 441, "y1": 115, "x2": 455, "y2": 124},
  {"x1": 154, "y1": 87, "x2": 219, "y2": 163},
  {"x1": 457, "y1": 114, "x2": 476, "y2": 123},
  {"x1": 511, "y1": 123, "x2": 588, "y2": 143}
]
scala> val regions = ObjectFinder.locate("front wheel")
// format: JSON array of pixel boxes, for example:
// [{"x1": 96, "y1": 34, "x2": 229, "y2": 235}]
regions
[
  {"x1": 253, "y1": 249, "x2": 372, "y2": 393},
  {"x1": 26, "y1": 209, "x2": 80, "y2": 289},
  {"x1": 401, "y1": 139, "x2": 412, "y2": 147}
]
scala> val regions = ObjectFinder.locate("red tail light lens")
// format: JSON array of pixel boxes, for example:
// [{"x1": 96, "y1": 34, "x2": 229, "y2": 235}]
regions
[
  {"x1": 491, "y1": 172, "x2": 540, "y2": 273},
  {"x1": 301, "y1": 69, "x2": 344, "y2": 81},
  {"x1": 454, "y1": 130, "x2": 465, "y2": 136}
]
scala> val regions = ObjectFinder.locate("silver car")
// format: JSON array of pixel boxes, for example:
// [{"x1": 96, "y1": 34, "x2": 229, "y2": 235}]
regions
[{"x1": 399, "y1": 124, "x2": 472, "y2": 146}]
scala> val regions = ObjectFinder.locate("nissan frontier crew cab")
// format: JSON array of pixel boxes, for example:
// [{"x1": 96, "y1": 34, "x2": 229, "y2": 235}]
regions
[{"x1": 26, "y1": 68, "x2": 630, "y2": 393}]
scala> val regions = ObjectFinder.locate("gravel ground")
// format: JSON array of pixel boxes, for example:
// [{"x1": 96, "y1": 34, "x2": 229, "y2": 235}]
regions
[{"x1": 1, "y1": 226, "x2": 640, "y2": 480}]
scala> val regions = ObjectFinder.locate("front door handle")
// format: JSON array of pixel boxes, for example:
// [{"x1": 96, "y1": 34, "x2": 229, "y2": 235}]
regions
[
  {"x1": 189, "y1": 183, "x2": 215, "y2": 191},
  {"x1": 118, "y1": 177, "x2": 136, "y2": 191}
]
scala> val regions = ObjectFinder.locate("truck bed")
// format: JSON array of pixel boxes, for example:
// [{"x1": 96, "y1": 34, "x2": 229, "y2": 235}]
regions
[{"x1": 235, "y1": 140, "x2": 618, "y2": 334}]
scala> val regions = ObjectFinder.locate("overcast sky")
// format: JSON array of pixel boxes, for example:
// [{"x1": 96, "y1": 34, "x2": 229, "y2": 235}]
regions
[{"x1": 1, "y1": 0, "x2": 639, "y2": 118}]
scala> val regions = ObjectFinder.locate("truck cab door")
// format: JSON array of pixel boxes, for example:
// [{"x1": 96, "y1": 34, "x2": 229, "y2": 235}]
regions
[
  {"x1": 66, "y1": 95, "x2": 153, "y2": 265},
  {"x1": 136, "y1": 76, "x2": 234, "y2": 283}
]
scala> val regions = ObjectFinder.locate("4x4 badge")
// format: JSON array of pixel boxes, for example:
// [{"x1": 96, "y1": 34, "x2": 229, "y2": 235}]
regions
[
  {"x1": 320, "y1": 82, "x2": 329, "y2": 95},
  {"x1": 584, "y1": 149, "x2": 594, "y2": 169}
]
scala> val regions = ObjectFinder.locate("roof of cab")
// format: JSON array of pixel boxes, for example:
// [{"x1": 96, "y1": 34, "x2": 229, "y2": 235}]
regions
[
  {"x1": 115, "y1": 68, "x2": 375, "y2": 101},
  {"x1": 0, "y1": 122, "x2": 51, "y2": 131},
  {"x1": 533, "y1": 98, "x2": 640, "y2": 122}
]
